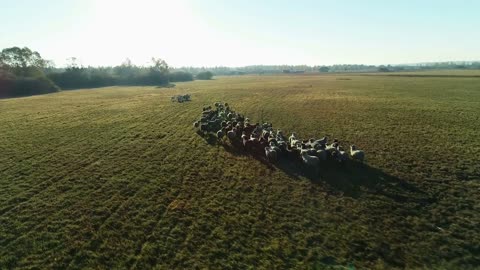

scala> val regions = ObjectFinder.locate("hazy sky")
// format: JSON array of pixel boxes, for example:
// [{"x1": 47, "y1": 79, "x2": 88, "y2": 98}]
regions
[{"x1": 1, "y1": 0, "x2": 479, "y2": 67}]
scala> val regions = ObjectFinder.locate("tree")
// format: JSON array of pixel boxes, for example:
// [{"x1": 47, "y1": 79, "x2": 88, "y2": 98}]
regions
[
  {"x1": 148, "y1": 57, "x2": 169, "y2": 85},
  {"x1": 66, "y1": 57, "x2": 82, "y2": 70},
  {"x1": 151, "y1": 57, "x2": 169, "y2": 73},
  {"x1": 0, "y1": 46, "x2": 59, "y2": 97},
  {"x1": 122, "y1": 58, "x2": 132, "y2": 67},
  {"x1": 42, "y1": 60, "x2": 56, "y2": 73},
  {"x1": 114, "y1": 58, "x2": 136, "y2": 82},
  {"x1": 0, "y1": 47, "x2": 46, "y2": 76},
  {"x1": 47, "y1": 57, "x2": 88, "y2": 89}
]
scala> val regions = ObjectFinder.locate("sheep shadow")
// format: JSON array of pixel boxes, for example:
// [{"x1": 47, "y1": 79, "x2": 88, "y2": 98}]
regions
[
  {"x1": 156, "y1": 83, "x2": 176, "y2": 88},
  {"x1": 217, "y1": 139, "x2": 434, "y2": 204},
  {"x1": 317, "y1": 161, "x2": 433, "y2": 202},
  {"x1": 197, "y1": 131, "x2": 219, "y2": 146},
  {"x1": 197, "y1": 132, "x2": 278, "y2": 170},
  {"x1": 221, "y1": 141, "x2": 277, "y2": 170},
  {"x1": 194, "y1": 129, "x2": 434, "y2": 205}
]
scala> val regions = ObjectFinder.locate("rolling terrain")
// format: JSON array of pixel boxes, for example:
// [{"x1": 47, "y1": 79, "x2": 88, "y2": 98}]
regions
[{"x1": 1, "y1": 74, "x2": 479, "y2": 269}]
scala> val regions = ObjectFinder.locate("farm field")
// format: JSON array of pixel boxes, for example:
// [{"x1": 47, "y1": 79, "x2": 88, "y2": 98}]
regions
[
  {"x1": 365, "y1": 69, "x2": 480, "y2": 77},
  {"x1": 1, "y1": 73, "x2": 479, "y2": 269}
]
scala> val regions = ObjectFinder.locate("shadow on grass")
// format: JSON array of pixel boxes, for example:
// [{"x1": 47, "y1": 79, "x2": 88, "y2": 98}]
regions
[
  {"x1": 198, "y1": 131, "x2": 219, "y2": 146},
  {"x1": 49, "y1": 83, "x2": 176, "y2": 92},
  {"x1": 317, "y1": 161, "x2": 435, "y2": 204},
  {"x1": 156, "y1": 83, "x2": 176, "y2": 88},
  {"x1": 198, "y1": 132, "x2": 435, "y2": 204}
]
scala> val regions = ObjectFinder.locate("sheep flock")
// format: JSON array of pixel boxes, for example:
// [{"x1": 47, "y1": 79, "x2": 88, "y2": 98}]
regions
[
  {"x1": 171, "y1": 94, "x2": 191, "y2": 103},
  {"x1": 194, "y1": 102, "x2": 365, "y2": 173}
]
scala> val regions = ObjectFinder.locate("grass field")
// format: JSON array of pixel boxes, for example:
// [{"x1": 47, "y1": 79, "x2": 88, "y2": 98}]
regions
[{"x1": 1, "y1": 73, "x2": 479, "y2": 269}]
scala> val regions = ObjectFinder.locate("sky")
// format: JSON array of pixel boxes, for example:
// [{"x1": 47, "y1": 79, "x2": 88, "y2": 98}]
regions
[{"x1": 1, "y1": 0, "x2": 479, "y2": 67}]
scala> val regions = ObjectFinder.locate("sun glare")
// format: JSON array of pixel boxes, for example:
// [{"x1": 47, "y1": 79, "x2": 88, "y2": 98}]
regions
[{"x1": 80, "y1": 0, "x2": 207, "y2": 66}]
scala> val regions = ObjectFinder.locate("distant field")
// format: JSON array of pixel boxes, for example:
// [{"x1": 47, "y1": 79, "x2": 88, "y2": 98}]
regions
[
  {"x1": 1, "y1": 73, "x2": 479, "y2": 269},
  {"x1": 373, "y1": 69, "x2": 480, "y2": 77}
]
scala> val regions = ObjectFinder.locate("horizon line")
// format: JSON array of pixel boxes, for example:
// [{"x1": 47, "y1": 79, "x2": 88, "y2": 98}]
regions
[{"x1": 49, "y1": 60, "x2": 480, "y2": 69}]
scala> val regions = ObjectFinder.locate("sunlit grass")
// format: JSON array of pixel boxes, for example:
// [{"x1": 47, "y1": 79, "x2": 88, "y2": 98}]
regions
[{"x1": 0, "y1": 73, "x2": 479, "y2": 269}]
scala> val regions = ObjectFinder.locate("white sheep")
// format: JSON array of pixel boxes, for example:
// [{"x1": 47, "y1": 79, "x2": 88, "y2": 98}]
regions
[
  {"x1": 300, "y1": 150, "x2": 320, "y2": 174},
  {"x1": 332, "y1": 145, "x2": 348, "y2": 163},
  {"x1": 350, "y1": 145, "x2": 365, "y2": 162},
  {"x1": 265, "y1": 146, "x2": 278, "y2": 162},
  {"x1": 269, "y1": 141, "x2": 281, "y2": 153},
  {"x1": 316, "y1": 149, "x2": 327, "y2": 161},
  {"x1": 288, "y1": 132, "x2": 297, "y2": 145},
  {"x1": 325, "y1": 142, "x2": 339, "y2": 157},
  {"x1": 250, "y1": 134, "x2": 259, "y2": 142},
  {"x1": 311, "y1": 136, "x2": 327, "y2": 149},
  {"x1": 227, "y1": 129, "x2": 236, "y2": 141},
  {"x1": 276, "y1": 130, "x2": 286, "y2": 140},
  {"x1": 241, "y1": 132, "x2": 248, "y2": 145},
  {"x1": 290, "y1": 138, "x2": 302, "y2": 148},
  {"x1": 216, "y1": 129, "x2": 225, "y2": 141},
  {"x1": 303, "y1": 146, "x2": 317, "y2": 156}
]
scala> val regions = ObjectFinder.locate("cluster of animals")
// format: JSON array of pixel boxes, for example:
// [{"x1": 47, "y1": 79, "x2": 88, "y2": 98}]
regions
[
  {"x1": 171, "y1": 94, "x2": 191, "y2": 103},
  {"x1": 194, "y1": 102, "x2": 365, "y2": 174}
]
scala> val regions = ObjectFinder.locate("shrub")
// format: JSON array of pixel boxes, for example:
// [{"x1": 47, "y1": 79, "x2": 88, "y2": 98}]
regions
[
  {"x1": 0, "y1": 77, "x2": 15, "y2": 98},
  {"x1": 378, "y1": 66, "x2": 391, "y2": 72},
  {"x1": 0, "y1": 75, "x2": 59, "y2": 98},
  {"x1": 196, "y1": 71, "x2": 213, "y2": 80},
  {"x1": 48, "y1": 68, "x2": 90, "y2": 89},
  {"x1": 319, "y1": 66, "x2": 330, "y2": 72},
  {"x1": 15, "y1": 76, "x2": 59, "y2": 96},
  {"x1": 169, "y1": 71, "x2": 194, "y2": 82},
  {"x1": 48, "y1": 68, "x2": 118, "y2": 89}
]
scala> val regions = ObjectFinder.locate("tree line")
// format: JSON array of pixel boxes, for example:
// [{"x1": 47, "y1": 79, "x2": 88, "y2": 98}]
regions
[
  {"x1": 2, "y1": 46, "x2": 479, "y2": 98},
  {"x1": 0, "y1": 47, "x2": 213, "y2": 98},
  {"x1": 176, "y1": 62, "x2": 480, "y2": 75}
]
